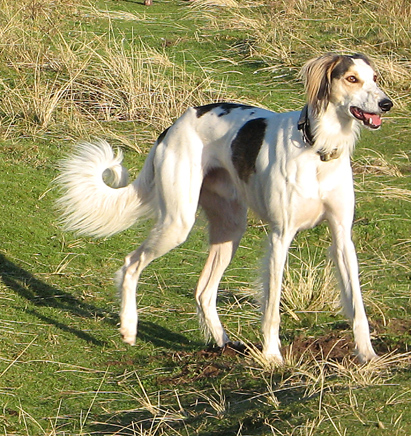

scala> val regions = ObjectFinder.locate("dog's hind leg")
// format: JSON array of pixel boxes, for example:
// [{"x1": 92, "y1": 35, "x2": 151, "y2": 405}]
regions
[
  {"x1": 117, "y1": 143, "x2": 204, "y2": 345},
  {"x1": 118, "y1": 212, "x2": 199, "y2": 344},
  {"x1": 196, "y1": 170, "x2": 247, "y2": 347}
]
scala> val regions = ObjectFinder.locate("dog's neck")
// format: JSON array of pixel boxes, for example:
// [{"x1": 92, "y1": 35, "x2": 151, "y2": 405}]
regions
[{"x1": 299, "y1": 104, "x2": 360, "y2": 161}]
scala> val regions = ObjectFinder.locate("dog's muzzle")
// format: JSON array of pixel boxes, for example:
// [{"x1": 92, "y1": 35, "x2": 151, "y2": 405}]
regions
[{"x1": 350, "y1": 96, "x2": 393, "y2": 130}]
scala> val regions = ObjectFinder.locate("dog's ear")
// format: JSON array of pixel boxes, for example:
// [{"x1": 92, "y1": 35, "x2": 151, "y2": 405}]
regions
[{"x1": 300, "y1": 53, "x2": 344, "y2": 115}]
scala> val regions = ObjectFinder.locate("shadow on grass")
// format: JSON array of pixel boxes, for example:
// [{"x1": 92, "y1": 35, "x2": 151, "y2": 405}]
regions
[
  {"x1": 0, "y1": 253, "x2": 114, "y2": 346},
  {"x1": 88, "y1": 383, "x2": 310, "y2": 436},
  {"x1": 138, "y1": 320, "x2": 201, "y2": 351},
  {"x1": 0, "y1": 254, "x2": 202, "y2": 351}
]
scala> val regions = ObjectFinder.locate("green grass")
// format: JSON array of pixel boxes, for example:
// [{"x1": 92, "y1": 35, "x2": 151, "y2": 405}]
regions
[{"x1": 1, "y1": 0, "x2": 411, "y2": 435}]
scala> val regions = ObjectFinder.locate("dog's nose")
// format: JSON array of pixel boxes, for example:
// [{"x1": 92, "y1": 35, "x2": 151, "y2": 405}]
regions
[{"x1": 378, "y1": 98, "x2": 393, "y2": 112}]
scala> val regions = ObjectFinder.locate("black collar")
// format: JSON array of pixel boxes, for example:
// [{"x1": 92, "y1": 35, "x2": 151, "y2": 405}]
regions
[
  {"x1": 297, "y1": 105, "x2": 337, "y2": 162},
  {"x1": 297, "y1": 104, "x2": 315, "y2": 146}
]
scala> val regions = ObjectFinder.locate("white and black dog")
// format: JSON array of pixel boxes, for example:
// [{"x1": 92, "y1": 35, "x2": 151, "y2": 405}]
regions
[{"x1": 57, "y1": 53, "x2": 393, "y2": 364}]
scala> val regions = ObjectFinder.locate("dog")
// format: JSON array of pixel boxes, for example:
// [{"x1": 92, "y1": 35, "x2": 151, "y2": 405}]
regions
[{"x1": 56, "y1": 53, "x2": 393, "y2": 364}]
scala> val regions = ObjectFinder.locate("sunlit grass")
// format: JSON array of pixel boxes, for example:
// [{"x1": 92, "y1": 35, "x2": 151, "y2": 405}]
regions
[{"x1": 0, "y1": 0, "x2": 410, "y2": 435}]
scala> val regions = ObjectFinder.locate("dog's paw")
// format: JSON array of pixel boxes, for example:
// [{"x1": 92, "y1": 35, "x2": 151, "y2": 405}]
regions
[
  {"x1": 261, "y1": 350, "x2": 284, "y2": 369},
  {"x1": 119, "y1": 324, "x2": 137, "y2": 345},
  {"x1": 356, "y1": 349, "x2": 378, "y2": 364}
]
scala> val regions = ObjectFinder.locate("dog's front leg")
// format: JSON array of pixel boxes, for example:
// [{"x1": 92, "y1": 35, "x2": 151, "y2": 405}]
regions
[
  {"x1": 329, "y1": 221, "x2": 377, "y2": 363},
  {"x1": 261, "y1": 231, "x2": 294, "y2": 364}
]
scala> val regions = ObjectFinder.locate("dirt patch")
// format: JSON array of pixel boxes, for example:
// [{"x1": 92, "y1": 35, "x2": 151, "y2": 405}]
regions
[
  {"x1": 157, "y1": 335, "x2": 357, "y2": 386},
  {"x1": 285, "y1": 332, "x2": 353, "y2": 361},
  {"x1": 371, "y1": 318, "x2": 411, "y2": 354},
  {"x1": 287, "y1": 319, "x2": 411, "y2": 359},
  {"x1": 385, "y1": 318, "x2": 411, "y2": 336},
  {"x1": 113, "y1": 322, "x2": 410, "y2": 385},
  {"x1": 156, "y1": 343, "x2": 246, "y2": 385}
]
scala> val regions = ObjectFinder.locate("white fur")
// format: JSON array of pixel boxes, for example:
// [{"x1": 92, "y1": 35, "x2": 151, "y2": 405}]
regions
[
  {"x1": 56, "y1": 139, "x2": 156, "y2": 238},
  {"x1": 56, "y1": 54, "x2": 392, "y2": 364}
]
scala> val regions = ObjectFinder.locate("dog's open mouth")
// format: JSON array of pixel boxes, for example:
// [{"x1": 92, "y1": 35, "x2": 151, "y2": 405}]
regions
[{"x1": 350, "y1": 106, "x2": 382, "y2": 129}]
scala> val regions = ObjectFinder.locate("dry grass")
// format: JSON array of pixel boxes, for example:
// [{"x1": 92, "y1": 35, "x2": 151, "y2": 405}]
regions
[
  {"x1": 243, "y1": 342, "x2": 411, "y2": 436},
  {"x1": 353, "y1": 149, "x2": 403, "y2": 177},
  {"x1": 376, "y1": 186, "x2": 411, "y2": 203},
  {"x1": 0, "y1": 3, "x2": 232, "y2": 144},
  {"x1": 190, "y1": 0, "x2": 250, "y2": 8},
  {"x1": 188, "y1": 0, "x2": 411, "y2": 109},
  {"x1": 84, "y1": 5, "x2": 149, "y2": 22},
  {"x1": 282, "y1": 256, "x2": 339, "y2": 321},
  {"x1": 248, "y1": 342, "x2": 411, "y2": 388},
  {"x1": 356, "y1": 179, "x2": 411, "y2": 205},
  {"x1": 1, "y1": 2, "x2": 410, "y2": 436},
  {"x1": 0, "y1": 36, "x2": 226, "y2": 142}
]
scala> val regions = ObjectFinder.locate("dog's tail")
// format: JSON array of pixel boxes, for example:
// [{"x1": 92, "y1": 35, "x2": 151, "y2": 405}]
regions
[{"x1": 55, "y1": 139, "x2": 156, "y2": 238}]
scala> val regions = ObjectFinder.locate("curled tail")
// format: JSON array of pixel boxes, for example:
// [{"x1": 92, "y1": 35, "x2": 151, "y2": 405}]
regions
[{"x1": 55, "y1": 140, "x2": 156, "y2": 238}]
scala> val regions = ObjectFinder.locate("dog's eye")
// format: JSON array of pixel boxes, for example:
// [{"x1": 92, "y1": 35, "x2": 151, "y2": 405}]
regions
[
  {"x1": 373, "y1": 74, "x2": 378, "y2": 82},
  {"x1": 346, "y1": 75, "x2": 358, "y2": 83}
]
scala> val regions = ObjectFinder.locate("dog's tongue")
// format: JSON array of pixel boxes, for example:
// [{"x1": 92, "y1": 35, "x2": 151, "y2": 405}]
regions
[{"x1": 365, "y1": 112, "x2": 382, "y2": 127}]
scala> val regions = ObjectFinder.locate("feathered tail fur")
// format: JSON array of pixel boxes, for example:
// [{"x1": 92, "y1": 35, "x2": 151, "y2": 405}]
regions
[{"x1": 55, "y1": 140, "x2": 156, "y2": 238}]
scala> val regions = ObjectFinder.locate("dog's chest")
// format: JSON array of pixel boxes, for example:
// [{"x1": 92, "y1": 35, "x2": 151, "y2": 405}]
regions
[
  {"x1": 285, "y1": 162, "x2": 326, "y2": 229},
  {"x1": 251, "y1": 153, "x2": 348, "y2": 230},
  {"x1": 288, "y1": 156, "x2": 352, "y2": 230}
]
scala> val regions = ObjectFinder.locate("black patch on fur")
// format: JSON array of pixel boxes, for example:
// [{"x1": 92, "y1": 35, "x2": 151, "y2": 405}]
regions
[
  {"x1": 331, "y1": 56, "x2": 354, "y2": 80},
  {"x1": 231, "y1": 118, "x2": 267, "y2": 181},
  {"x1": 157, "y1": 127, "x2": 170, "y2": 144},
  {"x1": 331, "y1": 54, "x2": 372, "y2": 80},
  {"x1": 195, "y1": 103, "x2": 254, "y2": 118},
  {"x1": 351, "y1": 53, "x2": 371, "y2": 66}
]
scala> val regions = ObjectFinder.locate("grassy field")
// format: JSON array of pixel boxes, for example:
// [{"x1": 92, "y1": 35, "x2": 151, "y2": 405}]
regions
[{"x1": 0, "y1": 0, "x2": 411, "y2": 435}]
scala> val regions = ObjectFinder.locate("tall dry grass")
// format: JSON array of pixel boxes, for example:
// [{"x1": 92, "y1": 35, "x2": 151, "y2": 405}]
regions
[
  {"x1": 0, "y1": 1, "x2": 231, "y2": 145},
  {"x1": 282, "y1": 257, "x2": 339, "y2": 321},
  {"x1": 2, "y1": 0, "x2": 409, "y2": 143}
]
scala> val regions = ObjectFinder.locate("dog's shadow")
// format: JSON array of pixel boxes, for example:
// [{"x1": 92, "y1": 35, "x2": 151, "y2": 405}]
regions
[
  {"x1": 0, "y1": 253, "x2": 116, "y2": 346},
  {"x1": 0, "y1": 254, "x2": 197, "y2": 350}
]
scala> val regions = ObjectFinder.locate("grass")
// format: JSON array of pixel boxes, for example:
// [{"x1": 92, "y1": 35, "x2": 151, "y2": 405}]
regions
[{"x1": 0, "y1": 0, "x2": 411, "y2": 435}]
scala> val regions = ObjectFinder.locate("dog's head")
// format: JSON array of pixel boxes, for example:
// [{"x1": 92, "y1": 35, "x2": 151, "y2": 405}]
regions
[{"x1": 301, "y1": 53, "x2": 393, "y2": 129}]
